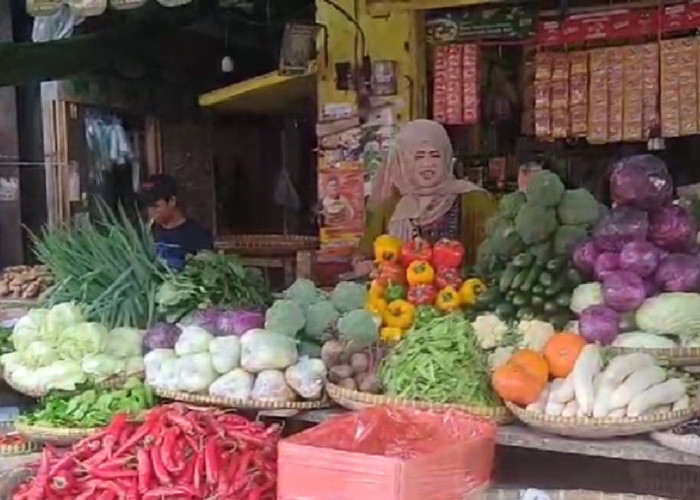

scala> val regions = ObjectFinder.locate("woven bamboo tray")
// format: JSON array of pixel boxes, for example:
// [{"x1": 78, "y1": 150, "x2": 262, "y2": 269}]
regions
[
  {"x1": 505, "y1": 400, "x2": 698, "y2": 439},
  {"x1": 0, "y1": 434, "x2": 37, "y2": 456},
  {"x1": 608, "y1": 345, "x2": 700, "y2": 366},
  {"x1": 13, "y1": 421, "x2": 103, "y2": 446},
  {"x1": 650, "y1": 430, "x2": 700, "y2": 457},
  {"x1": 215, "y1": 234, "x2": 319, "y2": 257},
  {"x1": 326, "y1": 382, "x2": 512, "y2": 424},
  {"x1": 3, "y1": 370, "x2": 144, "y2": 398},
  {"x1": 478, "y1": 489, "x2": 669, "y2": 499},
  {"x1": 154, "y1": 388, "x2": 331, "y2": 411}
]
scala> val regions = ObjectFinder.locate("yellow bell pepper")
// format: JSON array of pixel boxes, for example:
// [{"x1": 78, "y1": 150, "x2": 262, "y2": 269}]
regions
[
  {"x1": 435, "y1": 286, "x2": 461, "y2": 312},
  {"x1": 383, "y1": 299, "x2": 415, "y2": 329},
  {"x1": 406, "y1": 260, "x2": 435, "y2": 286},
  {"x1": 368, "y1": 279, "x2": 386, "y2": 300},
  {"x1": 459, "y1": 278, "x2": 487, "y2": 306},
  {"x1": 380, "y1": 326, "x2": 403, "y2": 344},
  {"x1": 373, "y1": 234, "x2": 402, "y2": 264},
  {"x1": 366, "y1": 297, "x2": 388, "y2": 319}
]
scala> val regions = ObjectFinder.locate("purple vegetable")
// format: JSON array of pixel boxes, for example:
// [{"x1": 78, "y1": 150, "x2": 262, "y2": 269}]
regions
[
  {"x1": 642, "y1": 278, "x2": 658, "y2": 298},
  {"x1": 618, "y1": 241, "x2": 661, "y2": 278},
  {"x1": 594, "y1": 252, "x2": 620, "y2": 281},
  {"x1": 593, "y1": 208, "x2": 648, "y2": 252},
  {"x1": 572, "y1": 241, "x2": 600, "y2": 278},
  {"x1": 602, "y1": 271, "x2": 647, "y2": 312},
  {"x1": 610, "y1": 155, "x2": 673, "y2": 211},
  {"x1": 216, "y1": 309, "x2": 264, "y2": 336},
  {"x1": 143, "y1": 323, "x2": 182, "y2": 351},
  {"x1": 182, "y1": 308, "x2": 220, "y2": 333},
  {"x1": 655, "y1": 253, "x2": 700, "y2": 292},
  {"x1": 649, "y1": 205, "x2": 697, "y2": 252},
  {"x1": 579, "y1": 305, "x2": 620, "y2": 345}
]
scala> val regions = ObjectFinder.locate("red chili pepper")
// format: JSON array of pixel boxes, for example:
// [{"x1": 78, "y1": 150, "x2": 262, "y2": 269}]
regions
[
  {"x1": 96, "y1": 456, "x2": 135, "y2": 470},
  {"x1": 88, "y1": 467, "x2": 137, "y2": 480},
  {"x1": 167, "y1": 413, "x2": 195, "y2": 435},
  {"x1": 49, "y1": 470, "x2": 75, "y2": 495},
  {"x1": 48, "y1": 450, "x2": 78, "y2": 476},
  {"x1": 118, "y1": 425, "x2": 134, "y2": 447},
  {"x1": 142, "y1": 485, "x2": 199, "y2": 498},
  {"x1": 114, "y1": 420, "x2": 156, "y2": 457},
  {"x1": 407, "y1": 284, "x2": 437, "y2": 305},
  {"x1": 401, "y1": 237, "x2": 433, "y2": 267},
  {"x1": 83, "y1": 449, "x2": 108, "y2": 468},
  {"x1": 233, "y1": 450, "x2": 254, "y2": 489},
  {"x1": 150, "y1": 445, "x2": 171, "y2": 486},
  {"x1": 193, "y1": 454, "x2": 204, "y2": 491},
  {"x1": 435, "y1": 266, "x2": 463, "y2": 289},
  {"x1": 27, "y1": 448, "x2": 50, "y2": 500},
  {"x1": 95, "y1": 491, "x2": 116, "y2": 500},
  {"x1": 432, "y1": 238, "x2": 465, "y2": 269},
  {"x1": 177, "y1": 457, "x2": 195, "y2": 486},
  {"x1": 136, "y1": 448, "x2": 152, "y2": 494},
  {"x1": 102, "y1": 413, "x2": 128, "y2": 459},
  {"x1": 204, "y1": 438, "x2": 219, "y2": 484}
]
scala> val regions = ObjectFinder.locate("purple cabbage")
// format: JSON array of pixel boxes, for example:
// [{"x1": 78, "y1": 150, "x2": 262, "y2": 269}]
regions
[
  {"x1": 572, "y1": 241, "x2": 600, "y2": 279},
  {"x1": 649, "y1": 205, "x2": 698, "y2": 252},
  {"x1": 593, "y1": 207, "x2": 649, "y2": 252},
  {"x1": 215, "y1": 310, "x2": 264, "y2": 336},
  {"x1": 594, "y1": 252, "x2": 620, "y2": 281},
  {"x1": 602, "y1": 271, "x2": 647, "y2": 312},
  {"x1": 642, "y1": 278, "x2": 658, "y2": 298},
  {"x1": 579, "y1": 305, "x2": 620, "y2": 345},
  {"x1": 144, "y1": 323, "x2": 182, "y2": 351},
  {"x1": 654, "y1": 253, "x2": 700, "y2": 292},
  {"x1": 610, "y1": 155, "x2": 673, "y2": 211},
  {"x1": 618, "y1": 241, "x2": 661, "y2": 278},
  {"x1": 182, "y1": 308, "x2": 220, "y2": 333}
]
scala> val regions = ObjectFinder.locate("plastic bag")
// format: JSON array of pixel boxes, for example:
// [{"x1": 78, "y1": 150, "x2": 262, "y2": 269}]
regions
[
  {"x1": 610, "y1": 155, "x2": 673, "y2": 211},
  {"x1": 31, "y1": 5, "x2": 82, "y2": 42},
  {"x1": 649, "y1": 205, "x2": 698, "y2": 252},
  {"x1": 209, "y1": 336, "x2": 241, "y2": 374},
  {"x1": 240, "y1": 329, "x2": 298, "y2": 373},
  {"x1": 602, "y1": 271, "x2": 647, "y2": 312},
  {"x1": 274, "y1": 167, "x2": 300, "y2": 210},
  {"x1": 619, "y1": 241, "x2": 661, "y2": 278},
  {"x1": 278, "y1": 407, "x2": 496, "y2": 500},
  {"x1": 251, "y1": 370, "x2": 296, "y2": 401},
  {"x1": 655, "y1": 254, "x2": 700, "y2": 292},
  {"x1": 593, "y1": 208, "x2": 648, "y2": 252},
  {"x1": 209, "y1": 369, "x2": 254, "y2": 400},
  {"x1": 284, "y1": 357, "x2": 327, "y2": 400}
]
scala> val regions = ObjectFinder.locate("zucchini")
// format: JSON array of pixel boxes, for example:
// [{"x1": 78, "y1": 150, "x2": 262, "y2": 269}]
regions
[
  {"x1": 516, "y1": 307, "x2": 536, "y2": 320},
  {"x1": 499, "y1": 265, "x2": 519, "y2": 293},
  {"x1": 531, "y1": 284, "x2": 545, "y2": 296},
  {"x1": 531, "y1": 295, "x2": 545, "y2": 309},
  {"x1": 512, "y1": 253, "x2": 534, "y2": 268},
  {"x1": 538, "y1": 271, "x2": 553, "y2": 288},
  {"x1": 511, "y1": 269, "x2": 529, "y2": 291},
  {"x1": 520, "y1": 264, "x2": 543, "y2": 292},
  {"x1": 555, "y1": 292, "x2": 572, "y2": 308},
  {"x1": 546, "y1": 257, "x2": 567, "y2": 273},
  {"x1": 512, "y1": 293, "x2": 530, "y2": 308},
  {"x1": 546, "y1": 275, "x2": 568, "y2": 296},
  {"x1": 543, "y1": 300, "x2": 560, "y2": 314}
]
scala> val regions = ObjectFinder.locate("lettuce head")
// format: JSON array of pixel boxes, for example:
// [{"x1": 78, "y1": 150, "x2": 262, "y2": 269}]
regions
[{"x1": 55, "y1": 322, "x2": 107, "y2": 362}]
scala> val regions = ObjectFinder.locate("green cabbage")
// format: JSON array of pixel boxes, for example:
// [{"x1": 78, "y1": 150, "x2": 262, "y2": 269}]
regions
[
  {"x1": 82, "y1": 354, "x2": 125, "y2": 381},
  {"x1": 570, "y1": 283, "x2": 604, "y2": 315},
  {"x1": 635, "y1": 292, "x2": 700, "y2": 339},
  {"x1": 54, "y1": 322, "x2": 107, "y2": 362},
  {"x1": 35, "y1": 360, "x2": 86, "y2": 391},
  {"x1": 21, "y1": 341, "x2": 57, "y2": 369},
  {"x1": 264, "y1": 300, "x2": 305, "y2": 337},
  {"x1": 304, "y1": 300, "x2": 340, "y2": 340},
  {"x1": 284, "y1": 278, "x2": 320, "y2": 307},
  {"x1": 46, "y1": 302, "x2": 84, "y2": 340},
  {"x1": 11, "y1": 309, "x2": 48, "y2": 351},
  {"x1": 124, "y1": 356, "x2": 145, "y2": 376},
  {"x1": 106, "y1": 327, "x2": 143, "y2": 358},
  {"x1": 331, "y1": 282, "x2": 367, "y2": 313}
]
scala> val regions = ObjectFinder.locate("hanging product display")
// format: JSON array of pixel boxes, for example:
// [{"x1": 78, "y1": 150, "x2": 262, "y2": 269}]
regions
[{"x1": 433, "y1": 44, "x2": 480, "y2": 126}]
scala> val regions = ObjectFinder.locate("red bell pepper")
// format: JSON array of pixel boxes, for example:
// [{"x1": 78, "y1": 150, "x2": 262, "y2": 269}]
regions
[
  {"x1": 433, "y1": 239, "x2": 465, "y2": 269},
  {"x1": 400, "y1": 238, "x2": 433, "y2": 267},
  {"x1": 407, "y1": 284, "x2": 437, "y2": 306},
  {"x1": 435, "y1": 266, "x2": 463, "y2": 289}
]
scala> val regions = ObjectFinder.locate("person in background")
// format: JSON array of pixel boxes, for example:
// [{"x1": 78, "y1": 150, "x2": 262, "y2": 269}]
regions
[
  {"x1": 139, "y1": 174, "x2": 213, "y2": 270},
  {"x1": 354, "y1": 119, "x2": 496, "y2": 274}
]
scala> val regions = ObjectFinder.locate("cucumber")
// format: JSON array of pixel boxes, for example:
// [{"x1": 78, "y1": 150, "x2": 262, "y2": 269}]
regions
[
  {"x1": 550, "y1": 313, "x2": 573, "y2": 331},
  {"x1": 546, "y1": 275, "x2": 568, "y2": 296},
  {"x1": 546, "y1": 257, "x2": 567, "y2": 272},
  {"x1": 531, "y1": 284, "x2": 545, "y2": 296},
  {"x1": 476, "y1": 288, "x2": 502, "y2": 308},
  {"x1": 538, "y1": 271, "x2": 553, "y2": 288},
  {"x1": 495, "y1": 303, "x2": 516, "y2": 320},
  {"x1": 499, "y1": 265, "x2": 519, "y2": 293},
  {"x1": 511, "y1": 269, "x2": 529, "y2": 291},
  {"x1": 512, "y1": 293, "x2": 530, "y2": 308},
  {"x1": 543, "y1": 300, "x2": 560, "y2": 314},
  {"x1": 531, "y1": 295, "x2": 545, "y2": 309},
  {"x1": 566, "y1": 268, "x2": 583, "y2": 287},
  {"x1": 512, "y1": 253, "x2": 534, "y2": 268},
  {"x1": 516, "y1": 307, "x2": 536, "y2": 320},
  {"x1": 520, "y1": 264, "x2": 543, "y2": 292},
  {"x1": 555, "y1": 291, "x2": 572, "y2": 308}
]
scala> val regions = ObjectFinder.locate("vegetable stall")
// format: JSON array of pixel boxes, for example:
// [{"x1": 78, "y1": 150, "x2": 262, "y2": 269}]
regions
[{"x1": 2, "y1": 159, "x2": 700, "y2": 498}]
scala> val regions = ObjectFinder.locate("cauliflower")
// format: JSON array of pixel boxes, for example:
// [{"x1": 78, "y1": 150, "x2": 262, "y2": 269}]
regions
[
  {"x1": 472, "y1": 314, "x2": 509, "y2": 350},
  {"x1": 514, "y1": 203, "x2": 557, "y2": 244},
  {"x1": 557, "y1": 188, "x2": 600, "y2": 226},
  {"x1": 488, "y1": 346, "x2": 515, "y2": 371},
  {"x1": 525, "y1": 170, "x2": 565, "y2": 207},
  {"x1": 284, "y1": 278, "x2": 320, "y2": 307},
  {"x1": 518, "y1": 319, "x2": 555, "y2": 352},
  {"x1": 331, "y1": 281, "x2": 367, "y2": 313},
  {"x1": 264, "y1": 300, "x2": 305, "y2": 337}
]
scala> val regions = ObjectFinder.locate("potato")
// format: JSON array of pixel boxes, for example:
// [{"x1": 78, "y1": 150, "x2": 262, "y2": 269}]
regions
[
  {"x1": 350, "y1": 352, "x2": 369, "y2": 374},
  {"x1": 358, "y1": 373, "x2": 382, "y2": 394},
  {"x1": 321, "y1": 340, "x2": 344, "y2": 368},
  {"x1": 338, "y1": 377, "x2": 357, "y2": 391},
  {"x1": 328, "y1": 364, "x2": 354, "y2": 383}
]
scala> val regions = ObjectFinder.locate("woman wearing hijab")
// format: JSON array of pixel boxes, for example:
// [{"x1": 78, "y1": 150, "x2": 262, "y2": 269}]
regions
[{"x1": 355, "y1": 119, "x2": 496, "y2": 273}]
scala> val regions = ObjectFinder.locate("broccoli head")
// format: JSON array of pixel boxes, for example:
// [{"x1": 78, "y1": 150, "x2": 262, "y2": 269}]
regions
[
  {"x1": 514, "y1": 203, "x2": 558, "y2": 244},
  {"x1": 557, "y1": 189, "x2": 600, "y2": 226},
  {"x1": 338, "y1": 309, "x2": 379, "y2": 348},
  {"x1": 304, "y1": 299, "x2": 340, "y2": 340},
  {"x1": 485, "y1": 215, "x2": 506, "y2": 237},
  {"x1": 554, "y1": 225, "x2": 589, "y2": 256},
  {"x1": 530, "y1": 241, "x2": 553, "y2": 262},
  {"x1": 499, "y1": 192, "x2": 527, "y2": 220},
  {"x1": 264, "y1": 299, "x2": 306, "y2": 337},
  {"x1": 525, "y1": 170, "x2": 565, "y2": 207},
  {"x1": 330, "y1": 281, "x2": 368, "y2": 313},
  {"x1": 284, "y1": 278, "x2": 320, "y2": 307},
  {"x1": 490, "y1": 223, "x2": 525, "y2": 258}
]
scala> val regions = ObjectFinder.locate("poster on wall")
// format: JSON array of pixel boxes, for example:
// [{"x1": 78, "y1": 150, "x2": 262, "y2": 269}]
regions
[{"x1": 317, "y1": 163, "x2": 366, "y2": 262}]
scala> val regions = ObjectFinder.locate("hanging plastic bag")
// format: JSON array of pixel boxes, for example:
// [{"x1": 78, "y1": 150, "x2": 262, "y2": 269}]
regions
[
  {"x1": 274, "y1": 167, "x2": 300, "y2": 210},
  {"x1": 31, "y1": 5, "x2": 83, "y2": 42}
]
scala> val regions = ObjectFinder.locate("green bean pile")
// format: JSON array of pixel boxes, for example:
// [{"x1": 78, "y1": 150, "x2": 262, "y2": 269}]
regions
[{"x1": 379, "y1": 314, "x2": 498, "y2": 406}]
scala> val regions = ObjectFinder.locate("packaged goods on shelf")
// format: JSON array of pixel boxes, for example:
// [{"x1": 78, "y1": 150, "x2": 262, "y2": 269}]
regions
[
  {"x1": 569, "y1": 51, "x2": 588, "y2": 137},
  {"x1": 661, "y1": 39, "x2": 681, "y2": 138},
  {"x1": 588, "y1": 49, "x2": 609, "y2": 144},
  {"x1": 622, "y1": 45, "x2": 644, "y2": 141}
]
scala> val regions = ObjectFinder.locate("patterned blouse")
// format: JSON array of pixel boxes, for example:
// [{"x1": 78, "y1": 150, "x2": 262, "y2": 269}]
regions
[{"x1": 411, "y1": 198, "x2": 460, "y2": 243}]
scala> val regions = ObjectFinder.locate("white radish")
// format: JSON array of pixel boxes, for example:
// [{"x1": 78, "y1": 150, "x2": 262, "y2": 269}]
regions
[
  {"x1": 601, "y1": 353, "x2": 655, "y2": 385},
  {"x1": 549, "y1": 375, "x2": 575, "y2": 404},
  {"x1": 545, "y1": 400, "x2": 565, "y2": 416},
  {"x1": 608, "y1": 365, "x2": 666, "y2": 410},
  {"x1": 572, "y1": 344, "x2": 602, "y2": 417},
  {"x1": 608, "y1": 407, "x2": 626, "y2": 418},
  {"x1": 673, "y1": 394, "x2": 690, "y2": 412},
  {"x1": 526, "y1": 387, "x2": 549, "y2": 413},
  {"x1": 593, "y1": 378, "x2": 619, "y2": 418},
  {"x1": 627, "y1": 378, "x2": 687, "y2": 417},
  {"x1": 561, "y1": 400, "x2": 579, "y2": 417}
]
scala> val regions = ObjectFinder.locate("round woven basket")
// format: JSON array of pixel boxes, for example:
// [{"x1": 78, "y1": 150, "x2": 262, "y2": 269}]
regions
[
  {"x1": 14, "y1": 421, "x2": 103, "y2": 446},
  {"x1": 505, "y1": 400, "x2": 698, "y2": 439},
  {"x1": 154, "y1": 388, "x2": 331, "y2": 411},
  {"x1": 215, "y1": 234, "x2": 319, "y2": 257},
  {"x1": 650, "y1": 430, "x2": 700, "y2": 457},
  {"x1": 0, "y1": 434, "x2": 38, "y2": 456},
  {"x1": 608, "y1": 345, "x2": 700, "y2": 367},
  {"x1": 3, "y1": 371, "x2": 144, "y2": 398},
  {"x1": 326, "y1": 382, "x2": 512, "y2": 424}
]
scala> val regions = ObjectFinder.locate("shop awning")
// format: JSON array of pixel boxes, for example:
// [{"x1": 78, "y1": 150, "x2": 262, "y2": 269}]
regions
[{"x1": 198, "y1": 71, "x2": 315, "y2": 115}]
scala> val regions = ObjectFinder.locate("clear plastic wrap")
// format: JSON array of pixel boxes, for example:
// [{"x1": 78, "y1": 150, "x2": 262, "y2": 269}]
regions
[{"x1": 278, "y1": 407, "x2": 496, "y2": 500}]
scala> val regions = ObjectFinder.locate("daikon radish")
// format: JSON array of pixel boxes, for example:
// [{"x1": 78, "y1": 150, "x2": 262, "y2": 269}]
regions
[
  {"x1": 549, "y1": 375, "x2": 575, "y2": 404},
  {"x1": 608, "y1": 407, "x2": 626, "y2": 418},
  {"x1": 572, "y1": 344, "x2": 602, "y2": 416},
  {"x1": 526, "y1": 387, "x2": 549, "y2": 413},
  {"x1": 601, "y1": 353, "x2": 655, "y2": 385},
  {"x1": 545, "y1": 400, "x2": 565, "y2": 416},
  {"x1": 608, "y1": 365, "x2": 666, "y2": 410},
  {"x1": 627, "y1": 378, "x2": 687, "y2": 417},
  {"x1": 561, "y1": 400, "x2": 579, "y2": 417},
  {"x1": 593, "y1": 378, "x2": 619, "y2": 418},
  {"x1": 673, "y1": 394, "x2": 690, "y2": 412}
]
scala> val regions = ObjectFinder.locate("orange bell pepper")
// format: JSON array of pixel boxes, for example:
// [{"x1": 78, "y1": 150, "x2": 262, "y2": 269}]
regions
[{"x1": 406, "y1": 260, "x2": 435, "y2": 286}]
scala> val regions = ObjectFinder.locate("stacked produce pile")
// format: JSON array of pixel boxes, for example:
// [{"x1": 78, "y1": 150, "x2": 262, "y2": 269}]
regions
[
  {"x1": 0, "y1": 303, "x2": 144, "y2": 394},
  {"x1": 11, "y1": 404, "x2": 280, "y2": 499},
  {"x1": 494, "y1": 336, "x2": 691, "y2": 418},
  {"x1": 568, "y1": 155, "x2": 700, "y2": 348},
  {"x1": 19, "y1": 379, "x2": 153, "y2": 429},
  {"x1": 473, "y1": 171, "x2": 601, "y2": 327},
  {"x1": 367, "y1": 235, "x2": 486, "y2": 342},
  {"x1": 0, "y1": 265, "x2": 53, "y2": 300}
]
